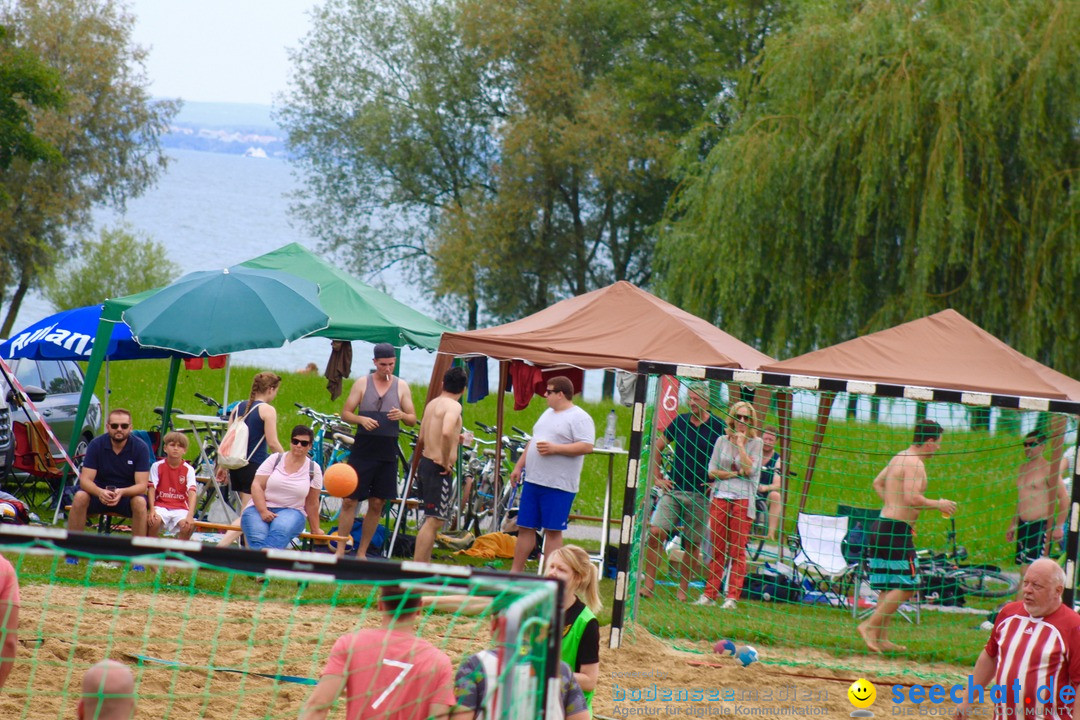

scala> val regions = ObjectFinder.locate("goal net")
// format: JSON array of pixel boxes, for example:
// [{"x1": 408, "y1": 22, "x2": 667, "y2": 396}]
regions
[
  {"x1": 0, "y1": 527, "x2": 560, "y2": 719},
  {"x1": 611, "y1": 365, "x2": 1080, "y2": 669}
]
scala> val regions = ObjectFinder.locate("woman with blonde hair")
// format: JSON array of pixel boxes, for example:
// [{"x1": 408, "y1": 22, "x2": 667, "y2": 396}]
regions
[
  {"x1": 545, "y1": 544, "x2": 601, "y2": 717},
  {"x1": 697, "y1": 400, "x2": 763, "y2": 609},
  {"x1": 218, "y1": 371, "x2": 283, "y2": 547}
]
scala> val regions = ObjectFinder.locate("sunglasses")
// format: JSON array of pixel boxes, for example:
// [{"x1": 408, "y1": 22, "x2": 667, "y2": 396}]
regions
[
  {"x1": 1023, "y1": 441, "x2": 1040, "y2": 448},
  {"x1": 544, "y1": 388, "x2": 556, "y2": 395},
  {"x1": 109, "y1": 423, "x2": 130, "y2": 430},
  {"x1": 291, "y1": 438, "x2": 311, "y2": 447},
  {"x1": 735, "y1": 414, "x2": 751, "y2": 422}
]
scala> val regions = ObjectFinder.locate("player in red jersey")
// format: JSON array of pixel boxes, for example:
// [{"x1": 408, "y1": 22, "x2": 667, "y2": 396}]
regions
[
  {"x1": 300, "y1": 586, "x2": 456, "y2": 720},
  {"x1": 955, "y1": 558, "x2": 1080, "y2": 719}
]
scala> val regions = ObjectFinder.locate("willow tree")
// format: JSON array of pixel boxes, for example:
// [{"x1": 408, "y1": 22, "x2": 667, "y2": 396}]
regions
[{"x1": 658, "y1": 0, "x2": 1079, "y2": 373}]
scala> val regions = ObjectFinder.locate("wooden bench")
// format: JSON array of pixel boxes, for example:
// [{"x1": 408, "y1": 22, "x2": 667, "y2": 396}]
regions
[{"x1": 191, "y1": 521, "x2": 352, "y2": 552}]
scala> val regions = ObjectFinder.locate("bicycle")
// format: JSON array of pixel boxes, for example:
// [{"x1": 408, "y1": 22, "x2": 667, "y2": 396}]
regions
[
  {"x1": 916, "y1": 518, "x2": 1019, "y2": 599},
  {"x1": 294, "y1": 403, "x2": 354, "y2": 523},
  {"x1": 462, "y1": 422, "x2": 528, "y2": 535}
]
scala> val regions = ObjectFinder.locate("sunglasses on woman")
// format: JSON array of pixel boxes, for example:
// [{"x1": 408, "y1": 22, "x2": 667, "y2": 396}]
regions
[
  {"x1": 291, "y1": 438, "x2": 311, "y2": 447},
  {"x1": 735, "y1": 414, "x2": 751, "y2": 422}
]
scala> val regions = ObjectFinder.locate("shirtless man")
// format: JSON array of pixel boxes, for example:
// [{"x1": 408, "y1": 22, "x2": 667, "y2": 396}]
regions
[
  {"x1": 1007, "y1": 431, "x2": 1068, "y2": 597},
  {"x1": 413, "y1": 367, "x2": 467, "y2": 563},
  {"x1": 335, "y1": 343, "x2": 417, "y2": 558},
  {"x1": 858, "y1": 420, "x2": 956, "y2": 653}
]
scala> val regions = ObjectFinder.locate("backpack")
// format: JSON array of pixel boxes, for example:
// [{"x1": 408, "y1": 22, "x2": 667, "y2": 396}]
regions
[
  {"x1": 741, "y1": 566, "x2": 804, "y2": 603},
  {"x1": 216, "y1": 403, "x2": 260, "y2": 470}
]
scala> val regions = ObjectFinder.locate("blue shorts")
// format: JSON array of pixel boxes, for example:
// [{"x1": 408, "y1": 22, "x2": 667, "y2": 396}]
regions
[{"x1": 517, "y1": 482, "x2": 575, "y2": 532}]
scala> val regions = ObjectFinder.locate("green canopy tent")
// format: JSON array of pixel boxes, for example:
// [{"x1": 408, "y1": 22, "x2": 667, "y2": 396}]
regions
[{"x1": 66, "y1": 243, "x2": 449, "y2": 479}]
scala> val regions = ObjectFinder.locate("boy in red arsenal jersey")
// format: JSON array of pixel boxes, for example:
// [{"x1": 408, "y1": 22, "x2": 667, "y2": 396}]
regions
[{"x1": 147, "y1": 432, "x2": 198, "y2": 540}]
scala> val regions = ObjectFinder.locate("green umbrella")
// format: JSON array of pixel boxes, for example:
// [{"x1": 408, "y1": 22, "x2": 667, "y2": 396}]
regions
[{"x1": 122, "y1": 266, "x2": 330, "y2": 356}]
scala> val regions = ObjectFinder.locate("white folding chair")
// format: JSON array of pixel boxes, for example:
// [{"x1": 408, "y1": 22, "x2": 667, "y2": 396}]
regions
[{"x1": 792, "y1": 513, "x2": 858, "y2": 609}]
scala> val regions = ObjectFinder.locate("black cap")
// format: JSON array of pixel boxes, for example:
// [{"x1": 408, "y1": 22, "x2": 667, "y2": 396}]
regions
[{"x1": 373, "y1": 343, "x2": 396, "y2": 359}]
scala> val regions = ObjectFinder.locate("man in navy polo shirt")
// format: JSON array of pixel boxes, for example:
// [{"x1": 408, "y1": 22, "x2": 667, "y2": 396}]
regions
[{"x1": 67, "y1": 408, "x2": 153, "y2": 536}]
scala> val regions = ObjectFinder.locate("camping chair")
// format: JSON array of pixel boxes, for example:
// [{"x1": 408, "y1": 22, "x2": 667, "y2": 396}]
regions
[
  {"x1": 791, "y1": 513, "x2": 859, "y2": 609},
  {"x1": 4, "y1": 420, "x2": 66, "y2": 508}
]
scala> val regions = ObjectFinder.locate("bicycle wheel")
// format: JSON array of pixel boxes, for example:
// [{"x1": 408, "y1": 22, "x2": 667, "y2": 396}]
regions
[
  {"x1": 320, "y1": 494, "x2": 342, "y2": 524},
  {"x1": 956, "y1": 567, "x2": 1019, "y2": 598}
]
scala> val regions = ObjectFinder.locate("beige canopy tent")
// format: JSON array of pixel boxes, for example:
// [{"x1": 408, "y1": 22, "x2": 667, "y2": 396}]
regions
[
  {"x1": 433, "y1": 280, "x2": 775, "y2": 374},
  {"x1": 422, "y1": 280, "x2": 774, "y2": 572},
  {"x1": 426, "y1": 277, "x2": 775, "y2": 435},
  {"x1": 760, "y1": 308, "x2": 1080, "y2": 515},
  {"x1": 426, "y1": 279, "x2": 774, "y2": 432},
  {"x1": 762, "y1": 309, "x2": 1080, "y2": 400}
]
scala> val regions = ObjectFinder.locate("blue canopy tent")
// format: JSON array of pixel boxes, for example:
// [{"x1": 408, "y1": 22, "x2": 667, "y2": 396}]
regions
[
  {"x1": 0, "y1": 304, "x2": 179, "y2": 427},
  {"x1": 0, "y1": 304, "x2": 173, "y2": 361}
]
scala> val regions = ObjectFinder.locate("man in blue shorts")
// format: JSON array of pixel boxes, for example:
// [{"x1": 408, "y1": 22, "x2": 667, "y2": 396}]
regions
[
  {"x1": 509, "y1": 375, "x2": 595, "y2": 572},
  {"x1": 67, "y1": 409, "x2": 153, "y2": 536}
]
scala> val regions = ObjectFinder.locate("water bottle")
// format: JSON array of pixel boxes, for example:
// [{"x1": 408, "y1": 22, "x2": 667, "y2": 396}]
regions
[{"x1": 603, "y1": 410, "x2": 617, "y2": 449}]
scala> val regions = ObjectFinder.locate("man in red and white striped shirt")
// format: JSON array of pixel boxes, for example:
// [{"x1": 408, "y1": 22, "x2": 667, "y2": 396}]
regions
[{"x1": 955, "y1": 558, "x2": 1080, "y2": 719}]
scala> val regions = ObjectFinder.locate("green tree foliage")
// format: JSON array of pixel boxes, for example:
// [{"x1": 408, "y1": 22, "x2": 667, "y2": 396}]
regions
[
  {"x1": 41, "y1": 225, "x2": 179, "y2": 311},
  {"x1": 658, "y1": 0, "x2": 1080, "y2": 374},
  {"x1": 0, "y1": 0, "x2": 179, "y2": 336},
  {"x1": 281, "y1": 0, "x2": 783, "y2": 327},
  {"x1": 0, "y1": 23, "x2": 64, "y2": 171}
]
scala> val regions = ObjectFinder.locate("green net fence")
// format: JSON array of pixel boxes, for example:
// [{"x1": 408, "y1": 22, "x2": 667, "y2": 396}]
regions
[
  {"x1": 0, "y1": 528, "x2": 559, "y2": 719},
  {"x1": 614, "y1": 368, "x2": 1080, "y2": 669}
]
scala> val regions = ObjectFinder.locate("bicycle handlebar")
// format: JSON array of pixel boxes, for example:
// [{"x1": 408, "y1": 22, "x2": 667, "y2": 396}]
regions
[{"x1": 194, "y1": 392, "x2": 222, "y2": 409}]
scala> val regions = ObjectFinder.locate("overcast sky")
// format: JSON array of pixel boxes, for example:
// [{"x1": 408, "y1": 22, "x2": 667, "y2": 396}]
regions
[{"x1": 128, "y1": 0, "x2": 316, "y2": 105}]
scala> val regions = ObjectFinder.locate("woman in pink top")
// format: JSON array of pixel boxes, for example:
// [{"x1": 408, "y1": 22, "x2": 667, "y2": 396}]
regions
[{"x1": 241, "y1": 424, "x2": 324, "y2": 549}]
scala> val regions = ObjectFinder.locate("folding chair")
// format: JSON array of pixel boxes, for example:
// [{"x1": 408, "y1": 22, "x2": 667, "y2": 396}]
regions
[
  {"x1": 4, "y1": 420, "x2": 66, "y2": 508},
  {"x1": 791, "y1": 513, "x2": 859, "y2": 608}
]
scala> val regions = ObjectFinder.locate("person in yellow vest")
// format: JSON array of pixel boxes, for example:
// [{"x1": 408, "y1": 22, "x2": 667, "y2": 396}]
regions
[{"x1": 546, "y1": 545, "x2": 601, "y2": 716}]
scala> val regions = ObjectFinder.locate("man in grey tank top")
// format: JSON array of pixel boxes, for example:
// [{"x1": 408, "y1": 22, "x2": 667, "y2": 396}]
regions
[{"x1": 335, "y1": 343, "x2": 417, "y2": 558}]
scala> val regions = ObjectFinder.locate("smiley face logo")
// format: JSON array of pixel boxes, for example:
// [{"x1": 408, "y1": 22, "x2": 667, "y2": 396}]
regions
[{"x1": 848, "y1": 678, "x2": 876, "y2": 711}]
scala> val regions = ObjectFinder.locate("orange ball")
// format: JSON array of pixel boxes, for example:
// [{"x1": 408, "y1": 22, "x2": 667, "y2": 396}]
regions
[{"x1": 323, "y1": 462, "x2": 358, "y2": 498}]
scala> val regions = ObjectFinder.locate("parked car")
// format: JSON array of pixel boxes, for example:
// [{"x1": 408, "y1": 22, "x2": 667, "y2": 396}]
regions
[{"x1": 0, "y1": 358, "x2": 102, "y2": 469}]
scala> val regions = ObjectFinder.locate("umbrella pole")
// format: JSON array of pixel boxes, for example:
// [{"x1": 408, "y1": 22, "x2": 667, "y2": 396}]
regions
[{"x1": 223, "y1": 355, "x2": 231, "y2": 408}]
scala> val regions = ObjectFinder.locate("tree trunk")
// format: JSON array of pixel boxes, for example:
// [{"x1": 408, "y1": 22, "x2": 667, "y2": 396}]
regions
[
  {"x1": 467, "y1": 287, "x2": 478, "y2": 331},
  {"x1": 0, "y1": 274, "x2": 31, "y2": 337},
  {"x1": 601, "y1": 370, "x2": 614, "y2": 402},
  {"x1": 967, "y1": 406, "x2": 991, "y2": 432}
]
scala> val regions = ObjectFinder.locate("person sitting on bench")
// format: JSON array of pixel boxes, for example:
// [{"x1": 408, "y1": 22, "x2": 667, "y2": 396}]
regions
[
  {"x1": 67, "y1": 409, "x2": 153, "y2": 536},
  {"x1": 240, "y1": 424, "x2": 324, "y2": 550}
]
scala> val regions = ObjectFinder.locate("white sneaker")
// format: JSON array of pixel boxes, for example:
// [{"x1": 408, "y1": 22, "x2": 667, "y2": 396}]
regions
[
  {"x1": 693, "y1": 595, "x2": 715, "y2": 606},
  {"x1": 721, "y1": 598, "x2": 738, "y2": 610}
]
